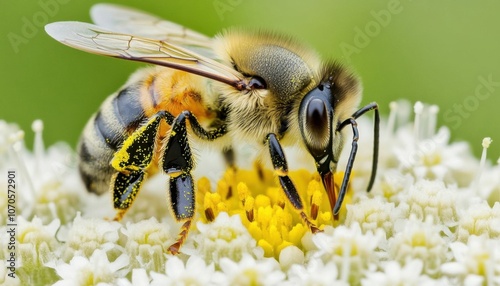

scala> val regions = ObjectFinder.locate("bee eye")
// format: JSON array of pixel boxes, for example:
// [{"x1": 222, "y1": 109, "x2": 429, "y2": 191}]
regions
[
  {"x1": 303, "y1": 98, "x2": 330, "y2": 157},
  {"x1": 306, "y1": 98, "x2": 328, "y2": 133},
  {"x1": 249, "y1": 76, "x2": 267, "y2": 89}
]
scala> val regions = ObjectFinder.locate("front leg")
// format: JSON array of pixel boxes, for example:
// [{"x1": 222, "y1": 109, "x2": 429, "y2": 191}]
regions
[{"x1": 266, "y1": 133, "x2": 321, "y2": 233}]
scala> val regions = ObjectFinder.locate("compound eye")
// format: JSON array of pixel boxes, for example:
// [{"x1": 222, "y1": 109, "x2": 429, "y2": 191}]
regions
[
  {"x1": 306, "y1": 98, "x2": 328, "y2": 135},
  {"x1": 304, "y1": 98, "x2": 330, "y2": 156},
  {"x1": 249, "y1": 76, "x2": 267, "y2": 89}
]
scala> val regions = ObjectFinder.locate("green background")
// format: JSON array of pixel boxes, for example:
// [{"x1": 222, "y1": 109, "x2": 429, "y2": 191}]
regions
[{"x1": 1, "y1": 0, "x2": 499, "y2": 160}]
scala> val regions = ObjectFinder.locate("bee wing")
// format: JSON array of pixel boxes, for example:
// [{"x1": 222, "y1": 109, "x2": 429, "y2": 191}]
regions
[
  {"x1": 45, "y1": 22, "x2": 244, "y2": 88},
  {"x1": 90, "y1": 3, "x2": 216, "y2": 58}
]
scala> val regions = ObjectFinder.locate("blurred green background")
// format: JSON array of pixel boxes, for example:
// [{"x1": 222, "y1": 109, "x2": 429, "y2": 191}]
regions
[{"x1": 1, "y1": 0, "x2": 499, "y2": 160}]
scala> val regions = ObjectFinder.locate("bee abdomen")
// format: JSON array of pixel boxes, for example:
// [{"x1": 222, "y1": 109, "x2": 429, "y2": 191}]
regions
[{"x1": 78, "y1": 83, "x2": 147, "y2": 194}]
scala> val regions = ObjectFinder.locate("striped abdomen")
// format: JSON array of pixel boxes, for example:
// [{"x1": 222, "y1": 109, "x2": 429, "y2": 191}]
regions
[
  {"x1": 78, "y1": 81, "x2": 146, "y2": 194},
  {"x1": 78, "y1": 67, "x2": 215, "y2": 194}
]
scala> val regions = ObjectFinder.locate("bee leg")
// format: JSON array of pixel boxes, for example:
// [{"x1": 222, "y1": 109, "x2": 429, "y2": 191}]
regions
[
  {"x1": 111, "y1": 171, "x2": 146, "y2": 221},
  {"x1": 166, "y1": 174, "x2": 194, "y2": 255},
  {"x1": 334, "y1": 103, "x2": 379, "y2": 214},
  {"x1": 110, "y1": 114, "x2": 163, "y2": 221},
  {"x1": 159, "y1": 111, "x2": 228, "y2": 254},
  {"x1": 266, "y1": 133, "x2": 321, "y2": 233},
  {"x1": 161, "y1": 111, "x2": 196, "y2": 254}
]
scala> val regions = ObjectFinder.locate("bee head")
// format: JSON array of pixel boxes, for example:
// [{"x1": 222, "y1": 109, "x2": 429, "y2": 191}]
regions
[
  {"x1": 298, "y1": 62, "x2": 361, "y2": 211},
  {"x1": 215, "y1": 29, "x2": 320, "y2": 105}
]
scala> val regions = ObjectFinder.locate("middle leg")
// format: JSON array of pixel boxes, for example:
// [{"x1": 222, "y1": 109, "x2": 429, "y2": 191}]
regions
[{"x1": 161, "y1": 110, "x2": 228, "y2": 254}]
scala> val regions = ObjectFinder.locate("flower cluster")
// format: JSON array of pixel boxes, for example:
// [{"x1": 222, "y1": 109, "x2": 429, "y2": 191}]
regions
[
  {"x1": 196, "y1": 167, "x2": 344, "y2": 259},
  {"x1": 1, "y1": 99, "x2": 499, "y2": 285}
]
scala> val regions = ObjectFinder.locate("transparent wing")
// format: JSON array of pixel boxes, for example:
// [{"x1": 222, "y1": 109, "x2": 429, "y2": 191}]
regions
[
  {"x1": 45, "y1": 21, "x2": 244, "y2": 88},
  {"x1": 90, "y1": 3, "x2": 216, "y2": 58}
]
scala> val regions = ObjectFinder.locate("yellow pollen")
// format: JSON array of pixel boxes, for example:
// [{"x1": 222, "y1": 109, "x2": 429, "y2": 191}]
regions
[{"x1": 196, "y1": 162, "x2": 353, "y2": 258}]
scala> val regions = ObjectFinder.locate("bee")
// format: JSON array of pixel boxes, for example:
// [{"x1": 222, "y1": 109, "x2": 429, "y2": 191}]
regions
[{"x1": 45, "y1": 3, "x2": 379, "y2": 254}]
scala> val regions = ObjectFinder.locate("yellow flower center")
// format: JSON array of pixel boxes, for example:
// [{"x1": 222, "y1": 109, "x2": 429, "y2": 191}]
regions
[{"x1": 196, "y1": 162, "x2": 352, "y2": 258}]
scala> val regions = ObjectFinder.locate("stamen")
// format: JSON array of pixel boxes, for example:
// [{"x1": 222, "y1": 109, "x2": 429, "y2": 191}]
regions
[
  {"x1": 473, "y1": 137, "x2": 492, "y2": 193},
  {"x1": 413, "y1": 101, "x2": 424, "y2": 143},
  {"x1": 32, "y1": 119, "x2": 45, "y2": 172},
  {"x1": 427, "y1": 105, "x2": 439, "y2": 138},
  {"x1": 244, "y1": 196, "x2": 254, "y2": 222},
  {"x1": 9, "y1": 131, "x2": 36, "y2": 202},
  {"x1": 310, "y1": 189, "x2": 322, "y2": 220},
  {"x1": 237, "y1": 182, "x2": 250, "y2": 205},
  {"x1": 204, "y1": 207, "x2": 215, "y2": 222},
  {"x1": 310, "y1": 203, "x2": 319, "y2": 221},
  {"x1": 217, "y1": 202, "x2": 228, "y2": 213},
  {"x1": 386, "y1": 101, "x2": 398, "y2": 137},
  {"x1": 203, "y1": 193, "x2": 216, "y2": 221},
  {"x1": 276, "y1": 192, "x2": 286, "y2": 209}
]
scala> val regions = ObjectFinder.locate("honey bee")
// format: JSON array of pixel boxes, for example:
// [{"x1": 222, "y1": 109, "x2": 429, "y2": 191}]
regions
[{"x1": 45, "y1": 3, "x2": 379, "y2": 254}]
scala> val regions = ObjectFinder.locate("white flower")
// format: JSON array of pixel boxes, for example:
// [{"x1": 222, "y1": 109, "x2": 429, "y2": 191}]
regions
[
  {"x1": 392, "y1": 125, "x2": 478, "y2": 187},
  {"x1": 477, "y1": 162, "x2": 500, "y2": 207},
  {"x1": 278, "y1": 245, "x2": 304, "y2": 271},
  {"x1": 0, "y1": 260, "x2": 21, "y2": 286},
  {"x1": 311, "y1": 223, "x2": 382, "y2": 285},
  {"x1": 470, "y1": 137, "x2": 496, "y2": 201},
  {"x1": 389, "y1": 215, "x2": 449, "y2": 277},
  {"x1": 345, "y1": 197, "x2": 395, "y2": 237},
  {"x1": 1, "y1": 98, "x2": 498, "y2": 285},
  {"x1": 441, "y1": 236, "x2": 500, "y2": 285},
  {"x1": 213, "y1": 253, "x2": 285, "y2": 286},
  {"x1": 456, "y1": 201, "x2": 500, "y2": 242},
  {"x1": 121, "y1": 217, "x2": 174, "y2": 273},
  {"x1": 378, "y1": 102, "x2": 478, "y2": 188},
  {"x1": 61, "y1": 213, "x2": 123, "y2": 263},
  {"x1": 29, "y1": 146, "x2": 84, "y2": 225},
  {"x1": 150, "y1": 255, "x2": 216, "y2": 286},
  {"x1": 286, "y1": 259, "x2": 347, "y2": 286},
  {"x1": 0, "y1": 120, "x2": 21, "y2": 162},
  {"x1": 396, "y1": 179, "x2": 459, "y2": 228},
  {"x1": 16, "y1": 216, "x2": 60, "y2": 265},
  {"x1": 376, "y1": 170, "x2": 415, "y2": 204},
  {"x1": 0, "y1": 120, "x2": 85, "y2": 224},
  {"x1": 192, "y1": 212, "x2": 261, "y2": 264},
  {"x1": 13, "y1": 216, "x2": 61, "y2": 284},
  {"x1": 362, "y1": 260, "x2": 436, "y2": 286},
  {"x1": 115, "y1": 268, "x2": 150, "y2": 286},
  {"x1": 53, "y1": 249, "x2": 129, "y2": 286}
]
